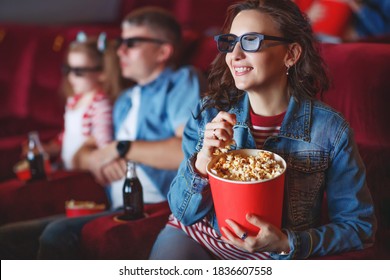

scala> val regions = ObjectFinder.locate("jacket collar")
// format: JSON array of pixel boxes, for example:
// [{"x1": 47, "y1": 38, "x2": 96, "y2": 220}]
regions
[
  {"x1": 139, "y1": 67, "x2": 173, "y2": 94},
  {"x1": 121, "y1": 67, "x2": 174, "y2": 100},
  {"x1": 234, "y1": 93, "x2": 312, "y2": 143}
]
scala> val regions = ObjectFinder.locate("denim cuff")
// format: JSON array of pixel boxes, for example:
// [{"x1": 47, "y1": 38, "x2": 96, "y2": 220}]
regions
[
  {"x1": 271, "y1": 229, "x2": 313, "y2": 259},
  {"x1": 187, "y1": 153, "x2": 210, "y2": 193},
  {"x1": 270, "y1": 228, "x2": 296, "y2": 260},
  {"x1": 295, "y1": 230, "x2": 313, "y2": 259}
]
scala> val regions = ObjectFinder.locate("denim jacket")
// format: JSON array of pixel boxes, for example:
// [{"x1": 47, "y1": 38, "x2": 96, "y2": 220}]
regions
[
  {"x1": 111, "y1": 66, "x2": 202, "y2": 201},
  {"x1": 168, "y1": 93, "x2": 376, "y2": 259}
]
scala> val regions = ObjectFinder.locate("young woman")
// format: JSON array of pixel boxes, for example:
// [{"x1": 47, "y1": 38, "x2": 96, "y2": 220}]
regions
[{"x1": 150, "y1": 0, "x2": 376, "y2": 260}]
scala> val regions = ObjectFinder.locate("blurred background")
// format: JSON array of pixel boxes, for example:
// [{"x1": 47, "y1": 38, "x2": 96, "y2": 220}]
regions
[
  {"x1": 0, "y1": 0, "x2": 233, "y2": 34},
  {"x1": 0, "y1": 0, "x2": 236, "y2": 181},
  {"x1": 0, "y1": 0, "x2": 121, "y2": 25}
]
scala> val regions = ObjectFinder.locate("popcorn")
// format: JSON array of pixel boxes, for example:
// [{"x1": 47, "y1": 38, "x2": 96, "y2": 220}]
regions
[
  {"x1": 65, "y1": 200, "x2": 106, "y2": 218},
  {"x1": 65, "y1": 200, "x2": 105, "y2": 209},
  {"x1": 210, "y1": 150, "x2": 284, "y2": 182},
  {"x1": 213, "y1": 139, "x2": 236, "y2": 155}
]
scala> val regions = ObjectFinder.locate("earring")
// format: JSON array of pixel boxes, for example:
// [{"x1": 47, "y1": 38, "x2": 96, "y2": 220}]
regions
[{"x1": 286, "y1": 65, "x2": 290, "y2": 76}]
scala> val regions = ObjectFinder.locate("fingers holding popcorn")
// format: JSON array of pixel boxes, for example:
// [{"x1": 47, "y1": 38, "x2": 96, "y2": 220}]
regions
[
  {"x1": 205, "y1": 127, "x2": 232, "y2": 142},
  {"x1": 195, "y1": 112, "x2": 236, "y2": 176},
  {"x1": 205, "y1": 118, "x2": 235, "y2": 140},
  {"x1": 211, "y1": 111, "x2": 237, "y2": 126},
  {"x1": 206, "y1": 112, "x2": 236, "y2": 153},
  {"x1": 198, "y1": 136, "x2": 230, "y2": 160}
]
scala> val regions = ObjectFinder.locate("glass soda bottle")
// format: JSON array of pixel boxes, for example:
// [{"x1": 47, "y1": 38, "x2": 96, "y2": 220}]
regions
[
  {"x1": 26, "y1": 131, "x2": 47, "y2": 181},
  {"x1": 120, "y1": 161, "x2": 144, "y2": 221}
]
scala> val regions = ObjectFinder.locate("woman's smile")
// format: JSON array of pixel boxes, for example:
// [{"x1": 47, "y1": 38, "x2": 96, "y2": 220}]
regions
[{"x1": 233, "y1": 66, "x2": 253, "y2": 76}]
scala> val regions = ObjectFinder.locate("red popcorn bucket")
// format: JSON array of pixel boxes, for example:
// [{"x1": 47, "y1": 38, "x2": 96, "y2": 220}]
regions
[
  {"x1": 13, "y1": 157, "x2": 51, "y2": 181},
  {"x1": 207, "y1": 149, "x2": 286, "y2": 237},
  {"x1": 65, "y1": 200, "x2": 106, "y2": 218},
  {"x1": 312, "y1": 0, "x2": 352, "y2": 37},
  {"x1": 13, "y1": 160, "x2": 31, "y2": 181}
]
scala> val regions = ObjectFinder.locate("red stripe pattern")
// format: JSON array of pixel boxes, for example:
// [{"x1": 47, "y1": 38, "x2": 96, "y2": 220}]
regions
[
  {"x1": 167, "y1": 215, "x2": 271, "y2": 260},
  {"x1": 250, "y1": 108, "x2": 285, "y2": 148},
  {"x1": 65, "y1": 91, "x2": 113, "y2": 148}
]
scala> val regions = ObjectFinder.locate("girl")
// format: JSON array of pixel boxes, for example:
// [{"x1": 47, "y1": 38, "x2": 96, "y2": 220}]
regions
[
  {"x1": 150, "y1": 0, "x2": 376, "y2": 259},
  {"x1": 42, "y1": 32, "x2": 122, "y2": 170}
]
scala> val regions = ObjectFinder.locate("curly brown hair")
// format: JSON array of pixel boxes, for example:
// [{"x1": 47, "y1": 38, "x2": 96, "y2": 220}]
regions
[{"x1": 205, "y1": 0, "x2": 330, "y2": 111}]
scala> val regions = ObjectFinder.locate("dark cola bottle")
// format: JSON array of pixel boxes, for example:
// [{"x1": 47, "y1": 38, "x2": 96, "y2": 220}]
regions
[
  {"x1": 119, "y1": 161, "x2": 144, "y2": 221},
  {"x1": 26, "y1": 131, "x2": 47, "y2": 181}
]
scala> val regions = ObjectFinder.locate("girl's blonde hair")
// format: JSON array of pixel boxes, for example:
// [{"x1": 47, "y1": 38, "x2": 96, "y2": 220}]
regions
[{"x1": 60, "y1": 34, "x2": 123, "y2": 102}]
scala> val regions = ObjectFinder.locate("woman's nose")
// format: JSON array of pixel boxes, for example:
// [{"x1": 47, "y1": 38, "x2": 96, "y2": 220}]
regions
[{"x1": 231, "y1": 42, "x2": 245, "y2": 59}]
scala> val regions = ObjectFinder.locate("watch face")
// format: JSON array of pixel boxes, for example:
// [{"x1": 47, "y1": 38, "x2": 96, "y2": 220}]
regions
[{"x1": 117, "y1": 141, "x2": 130, "y2": 158}]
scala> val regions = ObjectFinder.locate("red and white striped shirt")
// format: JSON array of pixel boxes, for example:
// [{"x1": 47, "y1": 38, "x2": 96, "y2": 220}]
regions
[
  {"x1": 250, "y1": 108, "x2": 285, "y2": 148},
  {"x1": 59, "y1": 91, "x2": 113, "y2": 148},
  {"x1": 168, "y1": 215, "x2": 271, "y2": 260}
]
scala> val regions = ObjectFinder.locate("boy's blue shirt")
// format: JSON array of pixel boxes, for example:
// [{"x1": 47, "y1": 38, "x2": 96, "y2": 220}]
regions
[{"x1": 112, "y1": 66, "x2": 202, "y2": 200}]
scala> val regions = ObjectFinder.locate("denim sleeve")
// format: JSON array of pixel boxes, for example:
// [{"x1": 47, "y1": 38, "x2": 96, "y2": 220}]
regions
[
  {"x1": 273, "y1": 124, "x2": 377, "y2": 259},
  {"x1": 112, "y1": 89, "x2": 132, "y2": 136},
  {"x1": 167, "y1": 66, "x2": 203, "y2": 131},
  {"x1": 167, "y1": 101, "x2": 215, "y2": 226}
]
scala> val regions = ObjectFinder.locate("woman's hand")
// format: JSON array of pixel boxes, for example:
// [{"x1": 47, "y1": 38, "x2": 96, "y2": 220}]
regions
[
  {"x1": 195, "y1": 111, "x2": 236, "y2": 176},
  {"x1": 221, "y1": 214, "x2": 290, "y2": 254}
]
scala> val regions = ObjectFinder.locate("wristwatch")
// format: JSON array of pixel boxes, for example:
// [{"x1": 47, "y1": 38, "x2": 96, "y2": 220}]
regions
[{"x1": 116, "y1": 140, "x2": 132, "y2": 158}]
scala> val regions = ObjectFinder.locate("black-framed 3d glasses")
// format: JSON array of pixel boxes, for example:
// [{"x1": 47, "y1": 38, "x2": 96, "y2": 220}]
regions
[
  {"x1": 62, "y1": 65, "x2": 103, "y2": 77},
  {"x1": 116, "y1": 37, "x2": 166, "y2": 48},
  {"x1": 214, "y1": 32, "x2": 293, "y2": 53}
]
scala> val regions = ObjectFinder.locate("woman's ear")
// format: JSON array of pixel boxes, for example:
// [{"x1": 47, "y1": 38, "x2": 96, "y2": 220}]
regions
[{"x1": 284, "y1": 42, "x2": 302, "y2": 67}]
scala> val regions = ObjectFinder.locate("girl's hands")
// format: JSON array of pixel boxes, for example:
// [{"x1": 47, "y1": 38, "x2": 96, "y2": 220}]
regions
[
  {"x1": 195, "y1": 111, "x2": 236, "y2": 176},
  {"x1": 221, "y1": 214, "x2": 290, "y2": 254}
]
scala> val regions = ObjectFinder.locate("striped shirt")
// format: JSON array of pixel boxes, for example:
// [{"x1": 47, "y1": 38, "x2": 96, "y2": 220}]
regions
[
  {"x1": 168, "y1": 215, "x2": 271, "y2": 260},
  {"x1": 59, "y1": 91, "x2": 113, "y2": 148},
  {"x1": 250, "y1": 108, "x2": 285, "y2": 148}
]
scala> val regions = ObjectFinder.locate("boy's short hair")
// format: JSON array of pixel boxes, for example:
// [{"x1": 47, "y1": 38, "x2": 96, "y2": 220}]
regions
[{"x1": 122, "y1": 7, "x2": 182, "y2": 49}]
